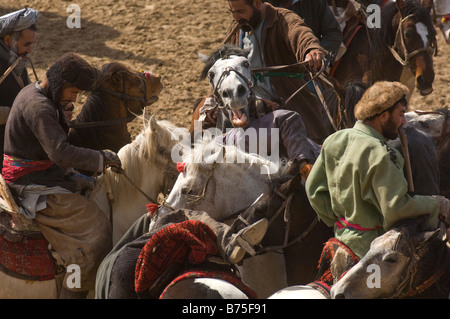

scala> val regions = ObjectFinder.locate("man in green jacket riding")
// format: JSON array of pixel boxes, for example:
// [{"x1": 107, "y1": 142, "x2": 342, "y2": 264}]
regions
[{"x1": 305, "y1": 81, "x2": 450, "y2": 259}]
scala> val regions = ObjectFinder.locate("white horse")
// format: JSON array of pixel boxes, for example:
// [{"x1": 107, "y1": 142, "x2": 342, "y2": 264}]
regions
[
  {"x1": 0, "y1": 116, "x2": 181, "y2": 299},
  {"x1": 92, "y1": 116, "x2": 181, "y2": 243},
  {"x1": 149, "y1": 138, "x2": 291, "y2": 298}
]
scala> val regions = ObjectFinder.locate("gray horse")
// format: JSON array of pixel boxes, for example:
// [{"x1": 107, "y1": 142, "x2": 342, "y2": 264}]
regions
[{"x1": 331, "y1": 215, "x2": 450, "y2": 299}]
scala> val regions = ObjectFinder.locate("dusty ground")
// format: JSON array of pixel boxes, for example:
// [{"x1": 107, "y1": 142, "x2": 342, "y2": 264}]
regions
[{"x1": 1, "y1": 0, "x2": 449, "y2": 139}]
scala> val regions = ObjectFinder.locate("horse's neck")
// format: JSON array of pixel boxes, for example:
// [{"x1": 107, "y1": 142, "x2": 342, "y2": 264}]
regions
[
  {"x1": 369, "y1": 32, "x2": 404, "y2": 82},
  {"x1": 408, "y1": 241, "x2": 450, "y2": 298},
  {"x1": 72, "y1": 92, "x2": 130, "y2": 151}
]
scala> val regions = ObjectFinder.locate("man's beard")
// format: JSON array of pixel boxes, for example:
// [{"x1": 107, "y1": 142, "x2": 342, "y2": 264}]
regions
[
  {"x1": 238, "y1": 7, "x2": 261, "y2": 32},
  {"x1": 381, "y1": 115, "x2": 400, "y2": 140}
]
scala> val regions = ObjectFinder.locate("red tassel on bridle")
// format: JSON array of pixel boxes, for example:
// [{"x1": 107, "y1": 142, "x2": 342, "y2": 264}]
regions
[
  {"x1": 176, "y1": 162, "x2": 186, "y2": 173},
  {"x1": 146, "y1": 203, "x2": 158, "y2": 217}
]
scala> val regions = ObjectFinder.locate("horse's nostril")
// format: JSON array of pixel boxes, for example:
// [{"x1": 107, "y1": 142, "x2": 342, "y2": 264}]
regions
[
  {"x1": 237, "y1": 84, "x2": 247, "y2": 97},
  {"x1": 222, "y1": 89, "x2": 230, "y2": 98},
  {"x1": 416, "y1": 75, "x2": 425, "y2": 86},
  {"x1": 334, "y1": 293, "x2": 346, "y2": 299}
]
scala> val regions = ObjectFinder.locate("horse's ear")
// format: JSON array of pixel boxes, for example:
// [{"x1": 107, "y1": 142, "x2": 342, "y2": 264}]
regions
[
  {"x1": 111, "y1": 71, "x2": 122, "y2": 85},
  {"x1": 395, "y1": 0, "x2": 408, "y2": 15},
  {"x1": 415, "y1": 228, "x2": 441, "y2": 250},
  {"x1": 149, "y1": 115, "x2": 159, "y2": 132},
  {"x1": 421, "y1": 0, "x2": 433, "y2": 14},
  {"x1": 198, "y1": 52, "x2": 209, "y2": 64},
  {"x1": 242, "y1": 47, "x2": 251, "y2": 58},
  {"x1": 279, "y1": 173, "x2": 303, "y2": 195}
]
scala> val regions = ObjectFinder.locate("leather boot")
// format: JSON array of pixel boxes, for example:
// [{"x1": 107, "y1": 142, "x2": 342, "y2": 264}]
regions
[{"x1": 225, "y1": 218, "x2": 269, "y2": 264}]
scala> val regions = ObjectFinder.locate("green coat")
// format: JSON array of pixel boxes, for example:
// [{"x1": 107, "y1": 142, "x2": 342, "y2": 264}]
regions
[{"x1": 305, "y1": 121, "x2": 440, "y2": 258}]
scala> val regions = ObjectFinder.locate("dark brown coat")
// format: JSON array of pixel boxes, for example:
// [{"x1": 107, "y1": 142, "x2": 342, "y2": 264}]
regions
[
  {"x1": 4, "y1": 83, "x2": 102, "y2": 190},
  {"x1": 225, "y1": 3, "x2": 329, "y2": 143}
]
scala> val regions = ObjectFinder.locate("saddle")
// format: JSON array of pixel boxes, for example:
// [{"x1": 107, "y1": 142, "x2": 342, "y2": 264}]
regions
[
  {"x1": 0, "y1": 174, "x2": 55, "y2": 281},
  {"x1": 329, "y1": 15, "x2": 366, "y2": 77}
]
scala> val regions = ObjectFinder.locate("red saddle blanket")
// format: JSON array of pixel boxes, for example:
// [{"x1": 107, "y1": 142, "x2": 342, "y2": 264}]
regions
[
  {"x1": 134, "y1": 220, "x2": 219, "y2": 293},
  {"x1": 316, "y1": 237, "x2": 360, "y2": 286},
  {"x1": 0, "y1": 233, "x2": 54, "y2": 281}
]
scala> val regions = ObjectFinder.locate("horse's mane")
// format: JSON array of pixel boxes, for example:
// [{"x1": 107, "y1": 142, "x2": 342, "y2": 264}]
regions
[
  {"x1": 119, "y1": 117, "x2": 179, "y2": 168},
  {"x1": 93, "y1": 62, "x2": 137, "y2": 90},
  {"x1": 389, "y1": 214, "x2": 449, "y2": 294},
  {"x1": 199, "y1": 44, "x2": 249, "y2": 80},
  {"x1": 96, "y1": 117, "x2": 179, "y2": 204},
  {"x1": 183, "y1": 137, "x2": 288, "y2": 178},
  {"x1": 377, "y1": 1, "x2": 436, "y2": 47}
]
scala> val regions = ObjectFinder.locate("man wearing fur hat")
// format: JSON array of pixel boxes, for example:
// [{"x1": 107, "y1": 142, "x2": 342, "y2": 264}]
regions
[
  {"x1": 0, "y1": 8, "x2": 40, "y2": 164},
  {"x1": 305, "y1": 81, "x2": 450, "y2": 262},
  {"x1": 2, "y1": 53, "x2": 122, "y2": 298}
]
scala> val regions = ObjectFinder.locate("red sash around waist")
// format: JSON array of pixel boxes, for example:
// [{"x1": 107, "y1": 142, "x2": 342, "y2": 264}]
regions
[
  {"x1": 2, "y1": 154, "x2": 54, "y2": 183},
  {"x1": 336, "y1": 217, "x2": 382, "y2": 232}
]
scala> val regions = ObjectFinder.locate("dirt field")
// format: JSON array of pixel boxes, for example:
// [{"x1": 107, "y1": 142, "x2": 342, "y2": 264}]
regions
[{"x1": 1, "y1": 0, "x2": 449, "y2": 138}]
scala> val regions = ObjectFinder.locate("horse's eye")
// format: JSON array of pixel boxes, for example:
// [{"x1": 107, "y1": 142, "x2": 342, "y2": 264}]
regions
[
  {"x1": 208, "y1": 71, "x2": 215, "y2": 79},
  {"x1": 382, "y1": 252, "x2": 400, "y2": 264},
  {"x1": 419, "y1": 121, "x2": 430, "y2": 129},
  {"x1": 404, "y1": 29, "x2": 413, "y2": 39}
]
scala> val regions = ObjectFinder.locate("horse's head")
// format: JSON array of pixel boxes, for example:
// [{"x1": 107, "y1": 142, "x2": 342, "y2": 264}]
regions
[
  {"x1": 199, "y1": 45, "x2": 254, "y2": 128},
  {"x1": 392, "y1": 0, "x2": 437, "y2": 95},
  {"x1": 96, "y1": 62, "x2": 163, "y2": 116},
  {"x1": 404, "y1": 110, "x2": 446, "y2": 140},
  {"x1": 331, "y1": 215, "x2": 443, "y2": 299},
  {"x1": 159, "y1": 139, "x2": 285, "y2": 221}
]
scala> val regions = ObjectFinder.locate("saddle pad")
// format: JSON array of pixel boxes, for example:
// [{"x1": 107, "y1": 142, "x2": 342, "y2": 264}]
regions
[
  {"x1": 316, "y1": 237, "x2": 360, "y2": 286},
  {"x1": 0, "y1": 233, "x2": 55, "y2": 281},
  {"x1": 134, "y1": 220, "x2": 218, "y2": 294}
]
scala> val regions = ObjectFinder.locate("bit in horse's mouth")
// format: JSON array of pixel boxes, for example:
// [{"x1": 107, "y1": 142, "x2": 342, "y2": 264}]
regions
[{"x1": 232, "y1": 108, "x2": 248, "y2": 127}]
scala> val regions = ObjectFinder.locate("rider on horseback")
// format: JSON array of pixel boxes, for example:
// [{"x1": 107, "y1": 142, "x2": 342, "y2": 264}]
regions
[
  {"x1": 305, "y1": 81, "x2": 450, "y2": 263},
  {"x1": 2, "y1": 53, "x2": 122, "y2": 298}
]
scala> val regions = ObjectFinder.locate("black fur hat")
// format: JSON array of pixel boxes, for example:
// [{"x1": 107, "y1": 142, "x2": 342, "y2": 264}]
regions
[{"x1": 45, "y1": 52, "x2": 98, "y2": 104}]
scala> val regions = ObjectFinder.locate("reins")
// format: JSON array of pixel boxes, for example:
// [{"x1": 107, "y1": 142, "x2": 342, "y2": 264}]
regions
[
  {"x1": 390, "y1": 233, "x2": 449, "y2": 298},
  {"x1": 257, "y1": 188, "x2": 319, "y2": 253}
]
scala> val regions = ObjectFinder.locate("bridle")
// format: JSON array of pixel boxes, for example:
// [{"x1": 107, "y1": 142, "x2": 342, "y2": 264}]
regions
[
  {"x1": 390, "y1": 232, "x2": 449, "y2": 298},
  {"x1": 69, "y1": 71, "x2": 158, "y2": 129},
  {"x1": 212, "y1": 64, "x2": 254, "y2": 109},
  {"x1": 388, "y1": 14, "x2": 437, "y2": 71}
]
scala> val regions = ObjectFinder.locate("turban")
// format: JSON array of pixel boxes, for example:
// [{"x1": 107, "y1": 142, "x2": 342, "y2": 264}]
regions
[
  {"x1": 354, "y1": 81, "x2": 409, "y2": 121},
  {"x1": 0, "y1": 8, "x2": 39, "y2": 38}
]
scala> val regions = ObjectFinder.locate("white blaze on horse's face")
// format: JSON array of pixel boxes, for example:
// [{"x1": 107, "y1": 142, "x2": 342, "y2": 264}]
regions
[
  {"x1": 208, "y1": 55, "x2": 253, "y2": 128},
  {"x1": 415, "y1": 22, "x2": 429, "y2": 47}
]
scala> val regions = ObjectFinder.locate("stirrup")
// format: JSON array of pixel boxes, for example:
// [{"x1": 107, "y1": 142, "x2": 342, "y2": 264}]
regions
[{"x1": 226, "y1": 218, "x2": 269, "y2": 264}]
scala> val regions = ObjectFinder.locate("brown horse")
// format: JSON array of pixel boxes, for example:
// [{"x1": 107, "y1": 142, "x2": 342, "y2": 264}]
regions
[
  {"x1": 332, "y1": 0, "x2": 437, "y2": 96},
  {"x1": 68, "y1": 62, "x2": 163, "y2": 152},
  {"x1": 227, "y1": 169, "x2": 333, "y2": 286}
]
